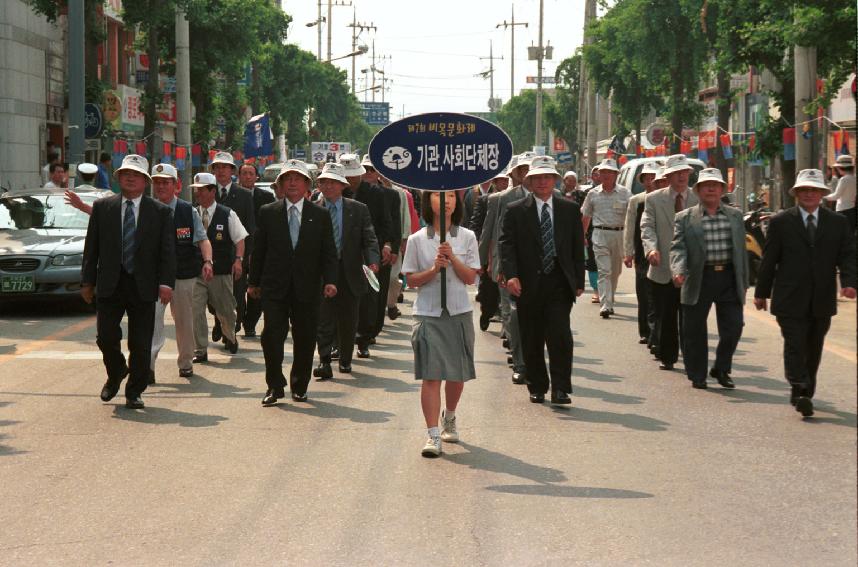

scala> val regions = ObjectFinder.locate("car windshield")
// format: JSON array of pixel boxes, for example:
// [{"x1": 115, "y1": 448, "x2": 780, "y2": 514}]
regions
[
  {"x1": 0, "y1": 194, "x2": 94, "y2": 230},
  {"x1": 261, "y1": 166, "x2": 281, "y2": 183}
]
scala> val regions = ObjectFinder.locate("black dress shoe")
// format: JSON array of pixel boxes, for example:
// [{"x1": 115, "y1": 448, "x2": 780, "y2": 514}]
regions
[
  {"x1": 502, "y1": 338, "x2": 510, "y2": 349},
  {"x1": 691, "y1": 380, "x2": 708, "y2": 389},
  {"x1": 795, "y1": 396, "x2": 814, "y2": 417},
  {"x1": 638, "y1": 337, "x2": 648, "y2": 344},
  {"x1": 659, "y1": 363, "x2": 674, "y2": 371},
  {"x1": 193, "y1": 353, "x2": 208, "y2": 363},
  {"x1": 147, "y1": 370, "x2": 156, "y2": 385},
  {"x1": 550, "y1": 391, "x2": 572, "y2": 405},
  {"x1": 600, "y1": 310, "x2": 610, "y2": 319},
  {"x1": 397, "y1": 292, "x2": 404, "y2": 303},
  {"x1": 224, "y1": 337, "x2": 239, "y2": 354},
  {"x1": 512, "y1": 372, "x2": 525, "y2": 384},
  {"x1": 709, "y1": 368, "x2": 735, "y2": 389},
  {"x1": 330, "y1": 348, "x2": 340, "y2": 361},
  {"x1": 479, "y1": 314, "x2": 490, "y2": 331},
  {"x1": 262, "y1": 388, "x2": 285, "y2": 406},
  {"x1": 357, "y1": 347, "x2": 370, "y2": 359},
  {"x1": 243, "y1": 329, "x2": 256, "y2": 338},
  {"x1": 529, "y1": 393, "x2": 545, "y2": 403},
  {"x1": 368, "y1": 337, "x2": 376, "y2": 345},
  {"x1": 235, "y1": 321, "x2": 242, "y2": 333},
  {"x1": 291, "y1": 392, "x2": 308, "y2": 402},
  {"x1": 125, "y1": 396, "x2": 144, "y2": 409},
  {"x1": 100, "y1": 381, "x2": 120, "y2": 402},
  {"x1": 179, "y1": 368, "x2": 193, "y2": 378},
  {"x1": 338, "y1": 363, "x2": 352, "y2": 374},
  {"x1": 507, "y1": 355, "x2": 514, "y2": 364},
  {"x1": 314, "y1": 362, "x2": 333, "y2": 380},
  {"x1": 387, "y1": 306, "x2": 401, "y2": 320},
  {"x1": 212, "y1": 322, "x2": 222, "y2": 343}
]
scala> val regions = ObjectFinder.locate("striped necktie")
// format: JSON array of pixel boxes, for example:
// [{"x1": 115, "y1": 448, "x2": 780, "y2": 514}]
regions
[
  {"x1": 540, "y1": 202, "x2": 555, "y2": 273},
  {"x1": 122, "y1": 200, "x2": 136, "y2": 273},
  {"x1": 329, "y1": 201, "x2": 342, "y2": 256}
]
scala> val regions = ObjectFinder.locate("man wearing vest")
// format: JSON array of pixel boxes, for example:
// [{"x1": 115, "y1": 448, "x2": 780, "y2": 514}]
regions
[
  {"x1": 190, "y1": 173, "x2": 248, "y2": 362},
  {"x1": 149, "y1": 164, "x2": 214, "y2": 381}
]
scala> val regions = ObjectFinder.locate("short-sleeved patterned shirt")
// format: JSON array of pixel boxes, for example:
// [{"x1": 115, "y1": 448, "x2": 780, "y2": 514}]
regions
[{"x1": 702, "y1": 207, "x2": 733, "y2": 265}]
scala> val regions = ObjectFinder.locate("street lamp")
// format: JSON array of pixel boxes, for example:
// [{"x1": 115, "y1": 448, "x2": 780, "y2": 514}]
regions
[
  {"x1": 329, "y1": 45, "x2": 367, "y2": 62},
  {"x1": 306, "y1": 16, "x2": 326, "y2": 60}
]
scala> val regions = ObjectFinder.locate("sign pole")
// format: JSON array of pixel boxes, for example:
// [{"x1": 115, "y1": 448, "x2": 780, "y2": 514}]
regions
[{"x1": 439, "y1": 193, "x2": 447, "y2": 311}]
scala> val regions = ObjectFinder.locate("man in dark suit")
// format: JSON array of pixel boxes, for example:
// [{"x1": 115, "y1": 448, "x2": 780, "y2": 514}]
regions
[
  {"x1": 312, "y1": 163, "x2": 380, "y2": 379},
  {"x1": 81, "y1": 154, "x2": 176, "y2": 409},
  {"x1": 754, "y1": 168, "x2": 856, "y2": 417},
  {"x1": 470, "y1": 175, "x2": 507, "y2": 330},
  {"x1": 249, "y1": 160, "x2": 338, "y2": 405},
  {"x1": 500, "y1": 156, "x2": 585, "y2": 406},
  {"x1": 236, "y1": 163, "x2": 275, "y2": 337},
  {"x1": 210, "y1": 151, "x2": 256, "y2": 339},
  {"x1": 340, "y1": 153, "x2": 392, "y2": 358}
]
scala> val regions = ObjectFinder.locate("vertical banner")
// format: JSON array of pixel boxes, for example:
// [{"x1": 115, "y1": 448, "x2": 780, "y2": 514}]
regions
[
  {"x1": 719, "y1": 133, "x2": 733, "y2": 160},
  {"x1": 161, "y1": 142, "x2": 172, "y2": 164},
  {"x1": 175, "y1": 146, "x2": 187, "y2": 170},
  {"x1": 782, "y1": 127, "x2": 796, "y2": 161},
  {"x1": 135, "y1": 141, "x2": 147, "y2": 156},
  {"x1": 243, "y1": 113, "x2": 273, "y2": 159},
  {"x1": 191, "y1": 144, "x2": 202, "y2": 167}
]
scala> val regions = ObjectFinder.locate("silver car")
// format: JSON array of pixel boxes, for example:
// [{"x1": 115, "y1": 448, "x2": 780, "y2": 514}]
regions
[{"x1": 0, "y1": 187, "x2": 108, "y2": 299}]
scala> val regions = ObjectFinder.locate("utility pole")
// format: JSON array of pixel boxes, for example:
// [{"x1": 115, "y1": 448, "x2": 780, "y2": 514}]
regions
[
  {"x1": 794, "y1": 43, "x2": 817, "y2": 173},
  {"x1": 317, "y1": 0, "x2": 323, "y2": 60},
  {"x1": 67, "y1": 0, "x2": 85, "y2": 167},
  {"x1": 584, "y1": 0, "x2": 598, "y2": 170},
  {"x1": 369, "y1": 42, "x2": 390, "y2": 103},
  {"x1": 347, "y1": 11, "x2": 375, "y2": 94},
  {"x1": 480, "y1": 41, "x2": 503, "y2": 112},
  {"x1": 175, "y1": 7, "x2": 192, "y2": 199},
  {"x1": 534, "y1": 0, "x2": 544, "y2": 148},
  {"x1": 327, "y1": 0, "x2": 352, "y2": 62},
  {"x1": 496, "y1": 4, "x2": 528, "y2": 100}
]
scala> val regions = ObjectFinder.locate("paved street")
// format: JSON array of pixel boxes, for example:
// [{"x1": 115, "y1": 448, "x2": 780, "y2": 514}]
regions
[{"x1": 0, "y1": 269, "x2": 855, "y2": 566}]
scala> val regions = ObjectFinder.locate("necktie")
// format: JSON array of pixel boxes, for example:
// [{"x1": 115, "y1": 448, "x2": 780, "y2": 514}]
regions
[
  {"x1": 540, "y1": 202, "x2": 555, "y2": 273},
  {"x1": 202, "y1": 207, "x2": 210, "y2": 230},
  {"x1": 218, "y1": 186, "x2": 227, "y2": 203},
  {"x1": 674, "y1": 192, "x2": 683, "y2": 212},
  {"x1": 122, "y1": 200, "x2": 136, "y2": 273},
  {"x1": 289, "y1": 205, "x2": 300, "y2": 249},
  {"x1": 807, "y1": 213, "x2": 816, "y2": 242},
  {"x1": 329, "y1": 202, "x2": 342, "y2": 256}
]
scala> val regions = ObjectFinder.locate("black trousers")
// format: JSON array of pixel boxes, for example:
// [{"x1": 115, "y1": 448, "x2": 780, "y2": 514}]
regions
[
  {"x1": 776, "y1": 314, "x2": 832, "y2": 399},
  {"x1": 681, "y1": 266, "x2": 744, "y2": 383},
  {"x1": 651, "y1": 280, "x2": 683, "y2": 365},
  {"x1": 356, "y1": 289, "x2": 377, "y2": 348},
  {"x1": 372, "y1": 263, "x2": 393, "y2": 337},
  {"x1": 634, "y1": 263, "x2": 652, "y2": 340},
  {"x1": 96, "y1": 271, "x2": 155, "y2": 399},
  {"x1": 244, "y1": 293, "x2": 263, "y2": 332},
  {"x1": 317, "y1": 266, "x2": 360, "y2": 365},
  {"x1": 477, "y1": 273, "x2": 500, "y2": 321},
  {"x1": 516, "y1": 270, "x2": 574, "y2": 395},
  {"x1": 260, "y1": 293, "x2": 320, "y2": 395}
]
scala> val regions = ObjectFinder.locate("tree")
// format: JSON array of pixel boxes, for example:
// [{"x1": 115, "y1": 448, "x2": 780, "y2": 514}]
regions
[
  {"x1": 544, "y1": 53, "x2": 581, "y2": 157},
  {"x1": 498, "y1": 89, "x2": 548, "y2": 154}
]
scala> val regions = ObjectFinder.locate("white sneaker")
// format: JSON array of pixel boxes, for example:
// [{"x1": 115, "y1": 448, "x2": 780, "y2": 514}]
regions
[
  {"x1": 440, "y1": 410, "x2": 459, "y2": 443},
  {"x1": 421, "y1": 435, "x2": 442, "y2": 458}
]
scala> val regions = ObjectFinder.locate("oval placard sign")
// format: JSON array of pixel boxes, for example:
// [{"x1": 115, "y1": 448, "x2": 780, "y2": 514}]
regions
[{"x1": 368, "y1": 112, "x2": 514, "y2": 191}]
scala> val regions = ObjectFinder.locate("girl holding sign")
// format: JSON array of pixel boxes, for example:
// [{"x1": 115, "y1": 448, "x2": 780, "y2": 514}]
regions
[{"x1": 401, "y1": 191, "x2": 481, "y2": 458}]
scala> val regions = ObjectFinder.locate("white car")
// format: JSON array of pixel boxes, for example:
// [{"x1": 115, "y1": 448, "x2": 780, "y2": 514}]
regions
[{"x1": 617, "y1": 157, "x2": 706, "y2": 195}]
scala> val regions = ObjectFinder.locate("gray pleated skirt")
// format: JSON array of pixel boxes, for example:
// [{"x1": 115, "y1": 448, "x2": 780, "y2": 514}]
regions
[{"x1": 411, "y1": 310, "x2": 476, "y2": 381}]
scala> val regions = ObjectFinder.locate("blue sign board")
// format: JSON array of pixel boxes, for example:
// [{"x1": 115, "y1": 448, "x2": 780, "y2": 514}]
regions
[
  {"x1": 362, "y1": 102, "x2": 390, "y2": 126},
  {"x1": 244, "y1": 114, "x2": 273, "y2": 158},
  {"x1": 84, "y1": 103, "x2": 103, "y2": 139},
  {"x1": 556, "y1": 151, "x2": 572, "y2": 164},
  {"x1": 294, "y1": 148, "x2": 307, "y2": 159},
  {"x1": 367, "y1": 112, "x2": 514, "y2": 191}
]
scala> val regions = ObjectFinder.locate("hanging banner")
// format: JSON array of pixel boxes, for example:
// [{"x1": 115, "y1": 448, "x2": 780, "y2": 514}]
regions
[
  {"x1": 175, "y1": 146, "x2": 187, "y2": 171},
  {"x1": 367, "y1": 112, "x2": 514, "y2": 191},
  {"x1": 719, "y1": 133, "x2": 733, "y2": 160},
  {"x1": 191, "y1": 144, "x2": 202, "y2": 167},
  {"x1": 782, "y1": 128, "x2": 796, "y2": 161},
  {"x1": 243, "y1": 113, "x2": 273, "y2": 158}
]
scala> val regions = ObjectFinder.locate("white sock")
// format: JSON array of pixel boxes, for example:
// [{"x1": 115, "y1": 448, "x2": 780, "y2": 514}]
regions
[
  {"x1": 444, "y1": 409, "x2": 456, "y2": 420},
  {"x1": 428, "y1": 426, "x2": 440, "y2": 438}
]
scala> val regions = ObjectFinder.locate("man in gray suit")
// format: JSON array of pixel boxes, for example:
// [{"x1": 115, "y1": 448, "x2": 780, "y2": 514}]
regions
[
  {"x1": 641, "y1": 154, "x2": 699, "y2": 371},
  {"x1": 671, "y1": 169, "x2": 748, "y2": 389},
  {"x1": 480, "y1": 152, "x2": 534, "y2": 384}
]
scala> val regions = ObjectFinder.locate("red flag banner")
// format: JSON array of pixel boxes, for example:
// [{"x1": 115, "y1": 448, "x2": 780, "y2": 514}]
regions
[
  {"x1": 618, "y1": 155, "x2": 628, "y2": 165},
  {"x1": 135, "y1": 141, "x2": 147, "y2": 155},
  {"x1": 748, "y1": 134, "x2": 756, "y2": 151},
  {"x1": 163, "y1": 142, "x2": 172, "y2": 157},
  {"x1": 782, "y1": 128, "x2": 796, "y2": 145},
  {"x1": 175, "y1": 146, "x2": 187, "y2": 160},
  {"x1": 645, "y1": 149, "x2": 655, "y2": 158}
]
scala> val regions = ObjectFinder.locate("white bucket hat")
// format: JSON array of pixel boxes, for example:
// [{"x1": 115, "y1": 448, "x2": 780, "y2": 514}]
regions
[
  {"x1": 210, "y1": 151, "x2": 237, "y2": 169},
  {"x1": 517, "y1": 151, "x2": 536, "y2": 168},
  {"x1": 525, "y1": 156, "x2": 560, "y2": 178},
  {"x1": 276, "y1": 159, "x2": 312, "y2": 183},
  {"x1": 151, "y1": 163, "x2": 178, "y2": 180},
  {"x1": 663, "y1": 154, "x2": 693, "y2": 175},
  {"x1": 190, "y1": 172, "x2": 217, "y2": 188},
  {"x1": 114, "y1": 154, "x2": 151, "y2": 181},
  {"x1": 637, "y1": 161, "x2": 661, "y2": 183},
  {"x1": 338, "y1": 153, "x2": 366, "y2": 177},
  {"x1": 790, "y1": 168, "x2": 831, "y2": 195},
  {"x1": 597, "y1": 158, "x2": 619, "y2": 173},
  {"x1": 654, "y1": 166, "x2": 667, "y2": 182},
  {"x1": 360, "y1": 154, "x2": 374, "y2": 169},
  {"x1": 77, "y1": 162, "x2": 98, "y2": 175},
  {"x1": 317, "y1": 162, "x2": 349, "y2": 185},
  {"x1": 693, "y1": 168, "x2": 727, "y2": 191},
  {"x1": 564, "y1": 171, "x2": 577, "y2": 179},
  {"x1": 832, "y1": 154, "x2": 854, "y2": 168}
]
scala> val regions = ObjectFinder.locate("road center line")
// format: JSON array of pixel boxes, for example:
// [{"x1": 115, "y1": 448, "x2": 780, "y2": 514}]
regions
[{"x1": 0, "y1": 316, "x2": 96, "y2": 366}]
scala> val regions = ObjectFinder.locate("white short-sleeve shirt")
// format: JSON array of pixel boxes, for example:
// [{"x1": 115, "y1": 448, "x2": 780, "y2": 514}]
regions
[{"x1": 401, "y1": 225, "x2": 481, "y2": 317}]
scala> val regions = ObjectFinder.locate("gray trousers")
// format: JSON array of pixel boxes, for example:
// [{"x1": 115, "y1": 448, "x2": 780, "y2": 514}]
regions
[
  {"x1": 193, "y1": 274, "x2": 236, "y2": 354},
  {"x1": 151, "y1": 277, "x2": 196, "y2": 371},
  {"x1": 592, "y1": 229, "x2": 624, "y2": 311},
  {"x1": 499, "y1": 286, "x2": 526, "y2": 373}
]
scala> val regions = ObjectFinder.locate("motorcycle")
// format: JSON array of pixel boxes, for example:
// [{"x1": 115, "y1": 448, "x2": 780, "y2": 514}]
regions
[{"x1": 744, "y1": 193, "x2": 771, "y2": 285}]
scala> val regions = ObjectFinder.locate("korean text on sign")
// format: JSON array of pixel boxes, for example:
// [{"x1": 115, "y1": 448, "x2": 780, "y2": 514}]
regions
[
  {"x1": 416, "y1": 143, "x2": 501, "y2": 172},
  {"x1": 407, "y1": 121, "x2": 477, "y2": 138}
]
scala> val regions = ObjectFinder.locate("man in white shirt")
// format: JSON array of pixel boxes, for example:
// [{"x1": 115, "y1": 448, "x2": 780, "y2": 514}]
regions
[{"x1": 825, "y1": 154, "x2": 856, "y2": 232}]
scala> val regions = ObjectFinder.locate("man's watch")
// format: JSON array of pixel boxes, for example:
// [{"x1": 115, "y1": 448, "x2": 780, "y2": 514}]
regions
[
  {"x1": 203, "y1": 259, "x2": 213, "y2": 265},
  {"x1": 234, "y1": 256, "x2": 243, "y2": 262}
]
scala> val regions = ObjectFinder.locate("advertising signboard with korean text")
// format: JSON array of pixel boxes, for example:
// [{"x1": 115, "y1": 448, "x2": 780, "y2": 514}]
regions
[{"x1": 367, "y1": 112, "x2": 513, "y2": 191}]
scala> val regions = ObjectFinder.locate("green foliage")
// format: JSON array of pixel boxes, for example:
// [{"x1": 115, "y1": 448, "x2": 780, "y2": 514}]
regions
[
  {"x1": 544, "y1": 53, "x2": 581, "y2": 154},
  {"x1": 498, "y1": 90, "x2": 548, "y2": 154}
]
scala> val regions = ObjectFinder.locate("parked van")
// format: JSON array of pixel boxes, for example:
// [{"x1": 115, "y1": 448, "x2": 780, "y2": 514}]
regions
[{"x1": 617, "y1": 157, "x2": 706, "y2": 194}]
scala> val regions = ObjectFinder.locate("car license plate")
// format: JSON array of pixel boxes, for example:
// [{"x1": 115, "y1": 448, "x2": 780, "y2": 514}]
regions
[{"x1": 1, "y1": 275, "x2": 35, "y2": 293}]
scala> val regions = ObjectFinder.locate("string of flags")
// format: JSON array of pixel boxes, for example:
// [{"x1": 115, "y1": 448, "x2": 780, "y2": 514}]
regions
[{"x1": 111, "y1": 138, "x2": 278, "y2": 171}]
